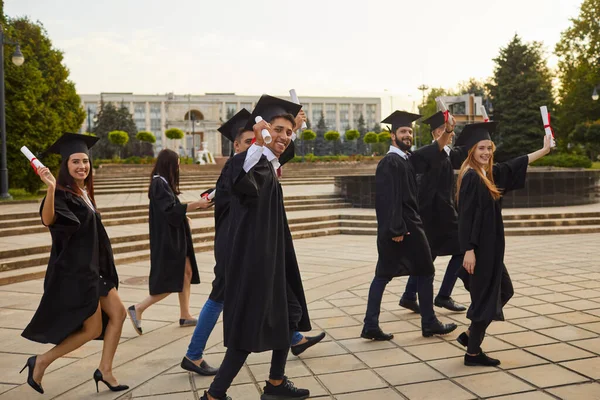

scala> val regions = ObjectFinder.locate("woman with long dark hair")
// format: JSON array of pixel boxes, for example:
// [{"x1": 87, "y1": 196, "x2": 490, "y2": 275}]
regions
[
  {"x1": 454, "y1": 123, "x2": 551, "y2": 367},
  {"x1": 128, "y1": 149, "x2": 211, "y2": 334},
  {"x1": 21, "y1": 133, "x2": 128, "y2": 394}
]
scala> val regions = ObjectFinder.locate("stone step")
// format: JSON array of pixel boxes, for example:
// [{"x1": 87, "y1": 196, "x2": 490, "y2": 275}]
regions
[{"x1": 0, "y1": 197, "x2": 347, "y2": 229}]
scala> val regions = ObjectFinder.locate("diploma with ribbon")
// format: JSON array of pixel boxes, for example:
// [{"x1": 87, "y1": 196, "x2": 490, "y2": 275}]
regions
[
  {"x1": 435, "y1": 97, "x2": 455, "y2": 126},
  {"x1": 289, "y1": 89, "x2": 307, "y2": 131},
  {"x1": 20, "y1": 146, "x2": 45, "y2": 174},
  {"x1": 254, "y1": 116, "x2": 272, "y2": 144},
  {"x1": 480, "y1": 106, "x2": 490, "y2": 122},
  {"x1": 200, "y1": 188, "x2": 216, "y2": 201},
  {"x1": 539, "y1": 106, "x2": 557, "y2": 148}
]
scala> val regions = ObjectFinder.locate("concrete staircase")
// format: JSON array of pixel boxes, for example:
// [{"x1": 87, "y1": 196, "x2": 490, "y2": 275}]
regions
[{"x1": 2, "y1": 199, "x2": 600, "y2": 286}]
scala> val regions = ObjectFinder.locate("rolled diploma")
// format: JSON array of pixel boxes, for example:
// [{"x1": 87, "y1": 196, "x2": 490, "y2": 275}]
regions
[
  {"x1": 540, "y1": 106, "x2": 556, "y2": 148},
  {"x1": 480, "y1": 106, "x2": 489, "y2": 122},
  {"x1": 435, "y1": 97, "x2": 455, "y2": 125},
  {"x1": 254, "y1": 116, "x2": 272, "y2": 144},
  {"x1": 207, "y1": 189, "x2": 216, "y2": 201},
  {"x1": 20, "y1": 146, "x2": 45, "y2": 174},
  {"x1": 289, "y1": 89, "x2": 307, "y2": 130}
]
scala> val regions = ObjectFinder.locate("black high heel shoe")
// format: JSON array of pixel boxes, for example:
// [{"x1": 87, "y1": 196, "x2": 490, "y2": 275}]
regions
[
  {"x1": 19, "y1": 356, "x2": 44, "y2": 394},
  {"x1": 93, "y1": 369, "x2": 129, "y2": 392}
]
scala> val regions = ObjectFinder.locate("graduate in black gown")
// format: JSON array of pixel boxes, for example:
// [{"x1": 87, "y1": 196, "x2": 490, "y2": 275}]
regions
[
  {"x1": 21, "y1": 133, "x2": 128, "y2": 394},
  {"x1": 454, "y1": 123, "x2": 552, "y2": 366},
  {"x1": 128, "y1": 149, "x2": 212, "y2": 334},
  {"x1": 362, "y1": 111, "x2": 458, "y2": 341},
  {"x1": 201, "y1": 95, "x2": 310, "y2": 400},
  {"x1": 182, "y1": 110, "x2": 324, "y2": 378},
  {"x1": 399, "y1": 111, "x2": 468, "y2": 313}
]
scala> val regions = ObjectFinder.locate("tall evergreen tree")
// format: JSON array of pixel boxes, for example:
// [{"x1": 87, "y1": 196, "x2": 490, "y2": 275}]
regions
[
  {"x1": 93, "y1": 103, "x2": 149, "y2": 158},
  {"x1": 314, "y1": 112, "x2": 331, "y2": 156},
  {"x1": 356, "y1": 114, "x2": 367, "y2": 155},
  {"x1": 488, "y1": 35, "x2": 554, "y2": 161},
  {"x1": 3, "y1": 16, "x2": 85, "y2": 193},
  {"x1": 555, "y1": 0, "x2": 600, "y2": 144}
]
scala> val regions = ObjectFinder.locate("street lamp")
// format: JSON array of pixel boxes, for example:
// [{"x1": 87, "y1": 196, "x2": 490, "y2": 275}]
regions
[
  {"x1": 593, "y1": 85, "x2": 599, "y2": 101},
  {"x1": 0, "y1": 24, "x2": 25, "y2": 199},
  {"x1": 190, "y1": 113, "x2": 200, "y2": 162}
]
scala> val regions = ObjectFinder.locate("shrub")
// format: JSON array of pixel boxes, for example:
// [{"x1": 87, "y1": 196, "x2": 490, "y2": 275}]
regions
[
  {"x1": 324, "y1": 130, "x2": 341, "y2": 141},
  {"x1": 300, "y1": 129, "x2": 316, "y2": 141},
  {"x1": 345, "y1": 129, "x2": 360, "y2": 141},
  {"x1": 136, "y1": 131, "x2": 156, "y2": 144},
  {"x1": 531, "y1": 154, "x2": 592, "y2": 168},
  {"x1": 165, "y1": 128, "x2": 184, "y2": 140},
  {"x1": 108, "y1": 130, "x2": 129, "y2": 147},
  {"x1": 377, "y1": 131, "x2": 391, "y2": 143},
  {"x1": 363, "y1": 132, "x2": 378, "y2": 144}
]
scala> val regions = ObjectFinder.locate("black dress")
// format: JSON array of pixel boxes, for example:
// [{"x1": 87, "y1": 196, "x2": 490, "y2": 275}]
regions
[
  {"x1": 375, "y1": 143, "x2": 443, "y2": 279},
  {"x1": 223, "y1": 152, "x2": 311, "y2": 353},
  {"x1": 148, "y1": 177, "x2": 200, "y2": 295},
  {"x1": 22, "y1": 189, "x2": 119, "y2": 344},
  {"x1": 457, "y1": 156, "x2": 529, "y2": 322}
]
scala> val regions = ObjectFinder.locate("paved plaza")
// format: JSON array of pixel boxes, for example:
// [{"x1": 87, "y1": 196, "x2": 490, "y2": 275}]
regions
[{"x1": 1, "y1": 232, "x2": 600, "y2": 399}]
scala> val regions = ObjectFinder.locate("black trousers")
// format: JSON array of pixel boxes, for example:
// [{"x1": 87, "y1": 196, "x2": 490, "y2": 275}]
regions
[{"x1": 208, "y1": 284, "x2": 302, "y2": 399}]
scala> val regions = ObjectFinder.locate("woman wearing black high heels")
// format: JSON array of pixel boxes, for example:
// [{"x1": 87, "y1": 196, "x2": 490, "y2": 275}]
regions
[{"x1": 20, "y1": 133, "x2": 129, "y2": 394}]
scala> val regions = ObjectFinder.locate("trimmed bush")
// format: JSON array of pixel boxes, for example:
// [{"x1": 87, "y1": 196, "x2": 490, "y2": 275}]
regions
[
  {"x1": 108, "y1": 130, "x2": 129, "y2": 146},
  {"x1": 531, "y1": 154, "x2": 592, "y2": 168},
  {"x1": 136, "y1": 131, "x2": 156, "y2": 144},
  {"x1": 300, "y1": 129, "x2": 316, "y2": 141},
  {"x1": 345, "y1": 129, "x2": 360, "y2": 141},
  {"x1": 165, "y1": 128, "x2": 184, "y2": 140}
]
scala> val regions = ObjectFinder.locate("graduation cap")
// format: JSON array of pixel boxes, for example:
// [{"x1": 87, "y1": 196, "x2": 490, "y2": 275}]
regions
[
  {"x1": 454, "y1": 122, "x2": 497, "y2": 149},
  {"x1": 245, "y1": 95, "x2": 302, "y2": 131},
  {"x1": 218, "y1": 109, "x2": 252, "y2": 143},
  {"x1": 43, "y1": 132, "x2": 99, "y2": 159},
  {"x1": 422, "y1": 111, "x2": 445, "y2": 130},
  {"x1": 381, "y1": 111, "x2": 422, "y2": 133},
  {"x1": 279, "y1": 140, "x2": 295, "y2": 167}
]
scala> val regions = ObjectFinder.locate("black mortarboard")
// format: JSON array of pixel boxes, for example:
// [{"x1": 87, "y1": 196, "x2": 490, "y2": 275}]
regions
[
  {"x1": 279, "y1": 140, "x2": 295, "y2": 166},
  {"x1": 422, "y1": 111, "x2": 445, "y2": 130},
  {"x1": 455, "y1": 122, "x2": 497, "y2": 149},
  {"x1": 381, "y1": 111, "x2": 422, "y2": 132},
  {"x1": 245, "y1": 95, "x2": 302, "y2": 131},
  {"x1": 218, "y1": 109, "x2": 252, "y2": 143},
  {"x1": 43, "y1": 132, "x2": 99, "y2": 159}
]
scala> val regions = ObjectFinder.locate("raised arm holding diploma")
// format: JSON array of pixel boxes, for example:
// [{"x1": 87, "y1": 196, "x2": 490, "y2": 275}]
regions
[
  {"x1": 20, "y1": 146, "x2": 45, "y2": 174},
  {"x1": 540, "y1": 106, "x2": 556, "y2": 148}
]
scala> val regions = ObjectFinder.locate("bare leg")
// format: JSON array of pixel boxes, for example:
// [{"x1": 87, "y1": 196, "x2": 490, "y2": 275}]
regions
[
  {"x1": 134, "y1": 292, "x2": 170, "y2": 320},
  {"x1": 98, "y1": 289, "x2": 127, "y2": 386},
  {"x1": 34, "y1": 304, "x2": 103, "y2": 385},
  {"x1": 178, "y1": 257, "x2": 194, "y2": 320}
]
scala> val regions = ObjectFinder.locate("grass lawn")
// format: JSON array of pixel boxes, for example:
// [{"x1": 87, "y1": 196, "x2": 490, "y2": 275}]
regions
[
  {"x1": 0, "y1": 188, "x2": 44, "y2": 202},
  {"x1": 592, "y1": 162, "x2": 600, "y2": 169}
]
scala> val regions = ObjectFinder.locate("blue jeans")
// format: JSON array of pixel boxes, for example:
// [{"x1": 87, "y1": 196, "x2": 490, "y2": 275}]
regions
[
  {"x1": 364, "y1": 274, "x2": 435, "y2": 329},
  {"x1": 403, "y1": 254, "x2": 464, "y2": 301},
  {"x1": 186, "y1": 299, "x2": 305, "y2": 360}
]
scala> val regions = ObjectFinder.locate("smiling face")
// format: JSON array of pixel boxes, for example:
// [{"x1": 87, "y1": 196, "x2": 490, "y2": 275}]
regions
[
  {"x1": 68, "y1": 153, "x2": 90, "y2": 184},
  {"x1": 472, "y1": 140, "x2": 493, "y2": 167},
  {"x1": 392, "y1": 126, "x2": 413, "y2": 151},
  {"x1": 266, "y1": 116, "x2": 294, "y2": 157}
]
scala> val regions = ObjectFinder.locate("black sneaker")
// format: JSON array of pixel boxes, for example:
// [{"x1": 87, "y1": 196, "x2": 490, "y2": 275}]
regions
[
  {"x1": 399, "y1": 297, "x2": 421, "y2": 314},
  {"x1": 261, "y1": 376, "x2": 309, "y2": 399},
  {"x1": 291, "y1": 332, "x2": 326, "y2": 356},
  {"x1": 200, "y1": 391, "x2": 231, "y2": 400},
  {"x1": 464, "y1": 351, "x2": 501, "y2": 367},
  {"x1": 361, "y1": 326, "x2": 394, "y2": 341}
]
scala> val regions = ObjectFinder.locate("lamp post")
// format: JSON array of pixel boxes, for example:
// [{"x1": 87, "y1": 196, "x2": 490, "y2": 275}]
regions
[
  {"x1": 0, "y1": 24, "x2": 25, "y2": 200},
  {"x1": 593, "y1": 85, "x2": 599, "y2": 101}
]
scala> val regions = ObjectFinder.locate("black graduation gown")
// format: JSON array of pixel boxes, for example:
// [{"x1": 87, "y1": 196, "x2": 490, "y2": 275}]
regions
[
  {"x1": 223, "y1": 152, "x2": 311, "y2": 353},
  {"x1": 457, "y1": 156, "x2": 529, "y2": 322},
  {"x1": 417, "y1": 146, "x2": 467, "y2": 257},
  {"x1": 375, "y1": 143, "x2": 443, "y2": 279},
  {"x1": 209, "y1": 159, "x2": 233, "y2": 302},
  {"x1": 148, "y1": 178, "x2": 200, "y2": 295},
  {"x1": 22, "y1": 189, "x2": 119, "y2": 345}
]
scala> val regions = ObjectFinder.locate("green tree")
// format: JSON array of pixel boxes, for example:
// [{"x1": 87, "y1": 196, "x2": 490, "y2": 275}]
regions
[
  {"x1": 488, "y1": 34, "x2": 555, "y2": 161},
  {"x1": 314, "y1": 112, "x2": 329, "y2": 156},
  {"x1": 570, "y1": 121, "x2": 600, "y2": 160},
  {"x1": 345, "y1": 129, "x2": 360, "y2": 141},
  {"x1": 356, "y1": 114, "x2": 367, "y2": 154},
  {"x1": 324, "y1": 130, "x2": 341, "y2": 154},
  {"x1": 555, "y1": 0, "x2": 600, "y2": 144},
  {"x1": 3, "y1": 16, "x2": 85, "y2": 193},
  {"x1": 94, "y1": 103, "x2": 149, "y2": 158},
  {"x1": 136, "y1": 130, "x2": 156, "y2": 144},
  {"x1": 165, "y1": 127, "x2": 184, "y2": 150},
  {"x1": 363, "y1": 131, "x2": 378, "y2": 154},
  {"x1": 416, "y1": 87, "x2": 447, "y2": 148},
  {"x1": 108, "y1": 130, "x2": 129, "y2": 157},
  {"x1": 299, "y1": 129, "x2": 316, "y2": 157}
]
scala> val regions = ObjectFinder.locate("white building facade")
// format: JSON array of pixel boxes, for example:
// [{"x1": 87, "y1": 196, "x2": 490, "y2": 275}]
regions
[{"x1": 79, "y1": 92, "x2": 382, "y2": 157}]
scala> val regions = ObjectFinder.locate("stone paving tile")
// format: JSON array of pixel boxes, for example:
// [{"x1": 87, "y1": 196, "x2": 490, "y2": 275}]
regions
[
  {"x1": 454, "y1": 371, "x2": 535, "y2": 398},
  {"x1": 355, "y1": 348, "x2": 418, "y2": 368},
  {"x1": 526, "y1": 342, "x2": 596, "y2": 363},
  {"x1": 509, "y1": 364, "x2": 589, "y2": 388},
  {"x1": 374, "y1": 363, "x2": 444, "y2": 386},
  {"x1": 396, "y1": 380, "x2": 476, "y2": 400},
  {"x1": 318, "y1": 369, "x2": 386, "y2": 394},
  {"x1": 335, "y1": 388, "x2": 404, "y2": 399},
  {"x1": 489, "y1": 349, "x2": 549, "y2": 370},
  {"x1": 560, "y1": 357, "x2": 600, "y2": 379},
  {"x1": 426, "y1": 356, "x2": 497, "y2": 377},
  {"x1": 547, "y1": 382, "x2": 600, "y2": 399},
  {"x1": 490, "y1": 392, "x2": 556, "y2": 400}
]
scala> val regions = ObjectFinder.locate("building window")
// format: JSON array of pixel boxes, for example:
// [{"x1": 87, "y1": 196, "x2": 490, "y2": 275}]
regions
[
  {"x1": 134, "y1": 103, "x2": 146, "y2": 131},
  {"x1": 366, "y1": 104, "x2": 377, "y2": 128},
  {"x1": 240, "y1": 102, "x2": 252, "y2": 111},
  {"x1": 312, "y1": 104, "x2": 323, "y2": 127},
  {"x1": 325, "y1": 104, "x2": 336, "y2": 130},
  {"x1": 339, "y1": 104, "x2": 349, "y2": 130},
  {"x1": 150, "y1": 103, "x2": 162, "y2": 138},
  {"x1": 226, "y1": 103, "x2": 237, "y2": 119},
  {"x1": 353, "y1": 104, "x2": 363, "y2": 128}
]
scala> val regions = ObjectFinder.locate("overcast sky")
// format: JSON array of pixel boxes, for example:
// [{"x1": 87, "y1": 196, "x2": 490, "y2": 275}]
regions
[{"x1": 6, "y1": 0, "x2": 582, "y2": 111}]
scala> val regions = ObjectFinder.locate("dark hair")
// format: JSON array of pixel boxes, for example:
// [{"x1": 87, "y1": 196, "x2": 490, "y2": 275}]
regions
[
  {"x1": 149, "y1": 149, "x2": 180, "y2": 198},
  {"x1": 235, "y1": 127, "x2": 252, "y2": 142},
  {"x1": 56, "y1": 155, "x2": 96, "y2": 208},
  {"x1": 269, "y1": 114, "x2": 296, "y2": 129}
]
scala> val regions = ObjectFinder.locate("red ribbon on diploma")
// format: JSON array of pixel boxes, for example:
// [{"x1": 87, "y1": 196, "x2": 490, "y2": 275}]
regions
[
  {"x1": 30, "y1": 158, "x2": 40, "y2": 175},
  {"x1": 443, "y1": 110, "x2": 450, "y2": 123},
  {"x1": 251, "y1": 138, "x2": 256, "y2": 145},
  {"x1": 544, "y1": 112, "x2": 555, "y2": 138}
]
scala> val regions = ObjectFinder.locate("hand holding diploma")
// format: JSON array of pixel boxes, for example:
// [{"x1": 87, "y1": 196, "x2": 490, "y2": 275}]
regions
[
  {"x1": 480, "y1": 106, "x2": 489, "y2": 122},
  {"x1": 21, "y1": 146, "x2": 45, "y2": 174},
  {"x1": 540, "y1": 106, "x2": 556, "y2": 148},
  {"x1": 436, "y1": 97, "x2": 456, "y2": 127},
  {"x1": 253, "y1": 116, "x2": 272, "y2": 144}
]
